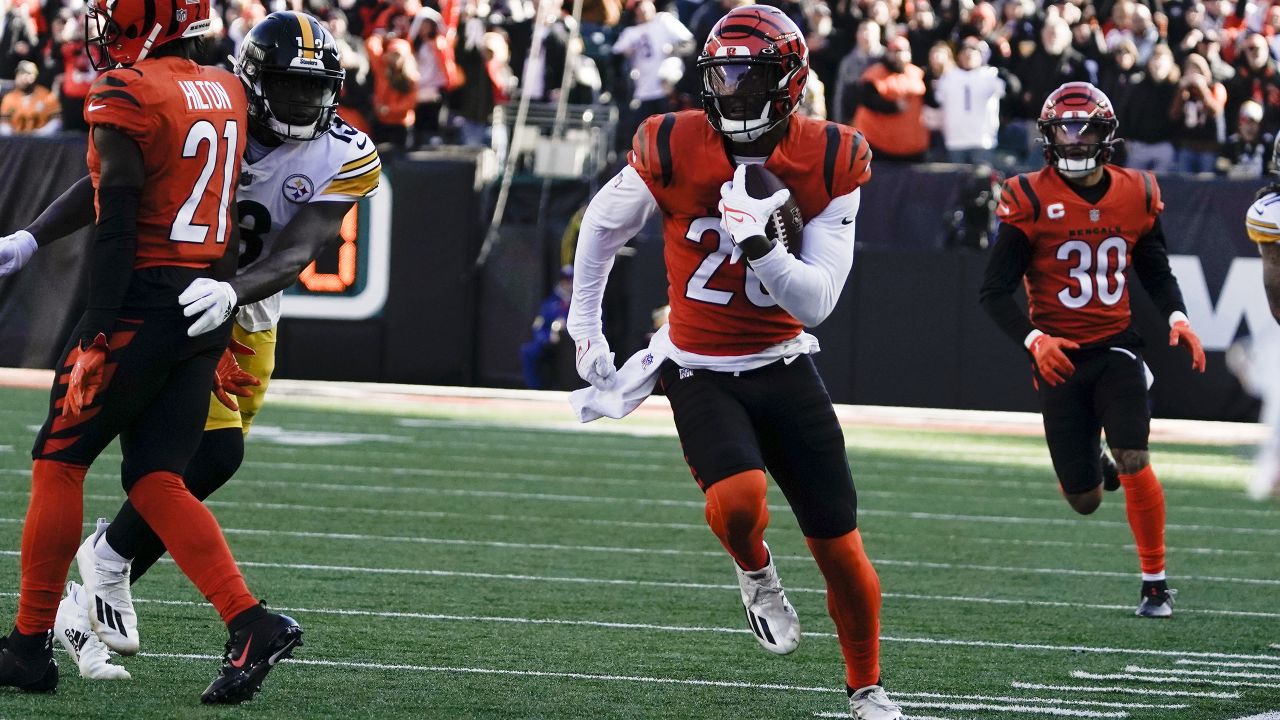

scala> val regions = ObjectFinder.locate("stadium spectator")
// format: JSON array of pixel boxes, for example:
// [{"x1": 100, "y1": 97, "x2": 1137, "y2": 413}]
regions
[
  {"x1": 612, "y1": 0, "x2": 694, "y2": 136},
  {"x1": 921, "y1": 40, "x2": 954, "y2": 159},
  {"x1": 0, "y1": 2, "x2": 40, "y2": 80},
  {"x1": 905, "y1": 0, "x2": 945, "y2": 68},
  {"x1": 450, "y1": 6, "x2": 511, "y2": 148},
  {"x1": 55, "y1": 14, "x2": 95, "y2": 133},
  {"x1": 1120, "y1": 43, "x2": 1180, "y2": 172},
  {"x1": 0, "y1": 60, "x2": 58, "y2": 135},
  {"x1": 1228, "y1": 32, "x2": 1280, "y2": 136},
  {"x1": 411, "y1": 8, "x2": 461, "y2": 146},
  {"x1": 933, "y1": 36, "x2": 1005, "y2": 165},
  {"x1": 1191, "y1": 29, "x2": 1234, "y2": 85},
  {"x1": 1172, "y1": 52, "x2": 1227, "y2": 174},
  {"x1": 1071, "y1": 19, "x2": 1107, "y2": 63},
  {"x1": 1098, "y1": 39, "x2": 1140, "y2": 116},
  {"x1": 832, "y1": 19, "x2": 884, "y2": 125},
  {"x1": 1217, "y1": 100, "x2": 1273, "y2": 176},
  {"x1": 853, "y1": 35, "x2": 928, "y2": 162},
  {"x1": 1013, "y1": 17, "x2": 1093, "y2": 122},
  {"x1": 367, "y1": 32, "x2": 419, "y2": 150},
  {"x1": 520, "y1": 267, "x2": 573, "y2": 390}
]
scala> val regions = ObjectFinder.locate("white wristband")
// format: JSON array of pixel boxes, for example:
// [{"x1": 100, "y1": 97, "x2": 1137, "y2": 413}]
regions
[
  {"x1": 1023, "y1": 329, "x2": 1045, "y2": 350},
  {"x1": 1168, "y1": 311, "x2": 1189, "y2": 328}
]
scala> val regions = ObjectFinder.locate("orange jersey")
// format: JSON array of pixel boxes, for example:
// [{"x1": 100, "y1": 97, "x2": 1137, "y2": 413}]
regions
[
  {"x1": 629, "y1": 111, "x2": 871, "y2": 356},
  {"x1": 85, "y1": 56, "x2": 248, "y2": 270},
  {"x1": 0, "y1": 85, "x2": 59, "y2": 133},
  {"x1": 996, "y1": 166, "x2": 1163, "y2": 345}
]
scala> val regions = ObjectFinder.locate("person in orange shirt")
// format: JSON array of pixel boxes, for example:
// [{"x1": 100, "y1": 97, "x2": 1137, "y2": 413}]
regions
[
  {"x1": 0, "y1": 61, "x2": 60, "y2": 135},
  {"x1": 852, "y1": 36, "x2": 928, "y2": 161},
  {"x1": 366, "y1": 32, "x2": 419, "y2": 149}
]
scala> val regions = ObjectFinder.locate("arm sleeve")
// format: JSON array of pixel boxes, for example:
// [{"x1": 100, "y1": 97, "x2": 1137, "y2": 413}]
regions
[
  {"x1": 746, "y1": 188, "x2": 860, "y2": 328},
  {"x1": 978, "y1": 221, "x2": 1036, "y2": 345},
  {"x1": 82, "y1": 186, "x2": 141, "y2": 342},
  {"x1": 1131, "y1": 217, "x2": 1188, "y2": 320},
  {"x1": 566, "y1": 165, "x2": 658, "y2": 341}
]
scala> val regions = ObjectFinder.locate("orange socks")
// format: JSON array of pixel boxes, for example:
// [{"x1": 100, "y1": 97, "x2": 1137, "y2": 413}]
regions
[
  {"x1": 1119, "y1": 465, "x2": 1166, "y2": 578},
  {"x1": 807, "y1": 529, "x2": 882, "y2": 690},
  {"x1": 16, "y1": 460, "x2": 87, "y2": 634},
  {"x1": 704, "y1": 470, "x2": 771, "y2": 571},
  {"x1": 127, "y1": 471, "x2": 258, "y2": 624}
]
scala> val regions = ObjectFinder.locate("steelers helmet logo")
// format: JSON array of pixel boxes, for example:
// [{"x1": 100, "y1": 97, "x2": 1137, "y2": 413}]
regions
[{"x1": 283, "y1": 174, "x2": 315, "y2": 203}]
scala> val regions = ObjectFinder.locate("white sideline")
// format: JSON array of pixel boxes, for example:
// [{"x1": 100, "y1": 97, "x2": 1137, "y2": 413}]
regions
[
  {"x1": 0, "y1": 368, "x2": 1266, "y2": 443},
  {"x1": 1010, "y1": 682, "x2": 1239, "y2": 699}
]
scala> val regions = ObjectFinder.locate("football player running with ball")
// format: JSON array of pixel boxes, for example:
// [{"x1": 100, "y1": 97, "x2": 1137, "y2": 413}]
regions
[
  {"x1": 979, "y1": 82, "x2": 1206, "y2": 618},
  {"x1": 0, "y1": 12, "x2": 377, "y2": 686},
  {"x1": 567, "y1": 6, "x2": 901, "y2": 719}
]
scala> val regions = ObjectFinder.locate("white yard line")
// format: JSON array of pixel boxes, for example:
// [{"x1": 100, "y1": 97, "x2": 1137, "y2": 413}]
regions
[
  {"x1": 1175, "y1": 659, "x2": 1280, "y2": 670},
  {"x1": 819, "y1": 703, "x2": 1127, "y2": 718},
  {"x1": 1010, "y1": 682, "x2": 1239, "y2": 699},
  {"x1": 889, "y1": 692, "x2": 1186, "y2": 709},
  {"x1": 1072, "y1": 671, "x2": 1280, "y2": 689},
  {"x1": 1124, "y1": 665, "x2": 1280, "y2": 680}
]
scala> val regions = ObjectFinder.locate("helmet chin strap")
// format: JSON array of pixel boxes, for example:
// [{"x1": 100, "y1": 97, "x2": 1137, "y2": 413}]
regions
[{"x1": 719, "y1": 101, "x2": 773, "y2": 142}]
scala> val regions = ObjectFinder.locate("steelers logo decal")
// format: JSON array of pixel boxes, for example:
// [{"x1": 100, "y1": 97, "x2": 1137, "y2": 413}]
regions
[{"x1": 283, "y1": 174, "x2": 315, "y2": 203}]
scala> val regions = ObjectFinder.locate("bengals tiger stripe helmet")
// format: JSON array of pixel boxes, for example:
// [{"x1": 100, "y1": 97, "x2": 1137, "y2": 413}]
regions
[
  {"x1": 85, "y1": 0, "x2": 213, "y2": 70},
  {"x1": 698, "y1": 5, "x2": 809, "y2": 143},
  {"x1": 1038, "y1": 82, "x2": 1119, "y2": 178}
]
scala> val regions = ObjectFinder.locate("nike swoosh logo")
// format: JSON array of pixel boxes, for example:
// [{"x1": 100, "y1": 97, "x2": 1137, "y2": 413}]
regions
[
  {"x1": 230, "y1": 636, "x2": 253, "y2": 669},
  {"x1": 86, "y1": 102, "x2": 107, "y2": 112},
  {"x1": 840, "y1": 218, "x2": 853, "y2": 225},
  {"x1": 356, "y1": 138, "x2": 368, "y2": 150}
]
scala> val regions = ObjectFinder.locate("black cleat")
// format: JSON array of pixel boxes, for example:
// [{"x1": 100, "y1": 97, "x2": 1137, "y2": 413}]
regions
[
  {"x1": 0, "y1": 631, "x2": 58, "y2": 693},
  {"x1": 1100, "y1": 449, "x2": 1121, "y2": 492},
  {"x1": 1136, "y1": 580, "x2": 1176, "y2": 618},
  {"x1": 201, "y1": 610, "x2": 303, "y2": 705}
]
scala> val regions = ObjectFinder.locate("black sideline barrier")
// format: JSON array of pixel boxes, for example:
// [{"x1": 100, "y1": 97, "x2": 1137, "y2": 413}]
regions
[{"x1": 0, "y1": 137, "x2": 1270, "y2": 421}]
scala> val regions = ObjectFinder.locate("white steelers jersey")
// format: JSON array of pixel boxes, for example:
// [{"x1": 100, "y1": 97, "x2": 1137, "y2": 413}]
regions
[
  {"x1": 1246, "y1": 190, "x2": 1280, "y2": 245},
  {"x1": 234, "y1": 116, "x2": 381, "y2": 332}
]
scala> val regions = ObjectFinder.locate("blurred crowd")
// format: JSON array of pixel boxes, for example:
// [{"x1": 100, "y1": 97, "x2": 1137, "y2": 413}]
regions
[{"x1": 2, "y1": 0, "x2": 1279, "y2": 176}]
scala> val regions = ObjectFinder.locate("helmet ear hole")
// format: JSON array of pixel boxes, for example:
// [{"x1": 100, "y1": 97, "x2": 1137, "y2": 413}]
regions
[{"x1": 124, "y1": 25, "x2": 138, "y2": 39}]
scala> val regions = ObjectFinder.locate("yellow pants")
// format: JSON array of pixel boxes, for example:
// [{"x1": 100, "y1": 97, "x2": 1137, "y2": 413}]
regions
[{"x1": 205, "y1": 324, "x2": 277, "y2": 435}]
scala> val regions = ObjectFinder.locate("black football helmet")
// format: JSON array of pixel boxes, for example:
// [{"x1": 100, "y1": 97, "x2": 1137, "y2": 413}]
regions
[{"x1": 236, "y1": 11, "x2": 344, "y2": 141}]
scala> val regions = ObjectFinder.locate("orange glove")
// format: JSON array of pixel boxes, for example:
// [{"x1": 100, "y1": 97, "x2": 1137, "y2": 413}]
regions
[
  {"x1": 63, "y1": 333, "x2": 108, "y2": 418},
  {"x1": 213, "y1": 339, "x2": 261, "y2": 412},
  {"x1": 1170, "y1": 320, "x2": 1206, "y2": 373},
  {"x1": 1029, "y1": 333, "x2": 1080, "y2": 387}
]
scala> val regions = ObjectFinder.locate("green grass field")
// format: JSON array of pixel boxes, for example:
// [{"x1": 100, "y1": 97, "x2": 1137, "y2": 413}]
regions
[{"x1": 0, "y1": 383, "x2": 1276, "y2": 719}]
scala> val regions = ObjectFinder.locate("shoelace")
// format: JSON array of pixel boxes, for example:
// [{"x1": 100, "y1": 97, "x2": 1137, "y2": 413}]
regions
[
  {"x1": 744, "y1": 572, "x2": 787, "y2": 609},
  {"x1": 854, "y1": 689, "x2": 901, "y2": 710}
]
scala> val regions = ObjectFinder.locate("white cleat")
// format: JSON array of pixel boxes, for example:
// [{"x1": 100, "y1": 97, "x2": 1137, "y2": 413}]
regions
[
  {"x1": 56, "y1": 582, "x2": 130, "y2": 680},
  {"x1": 733, "y1": 542, "x2": 800, "y2": 655},
  {"x1": 848, "y1": 685, "x2": 903, "y2": 720},
  {"x1": 75, "y1": 518, "x2": 139, "y2": 655}
]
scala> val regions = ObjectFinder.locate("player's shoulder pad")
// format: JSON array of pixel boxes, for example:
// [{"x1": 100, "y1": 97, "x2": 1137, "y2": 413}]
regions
[
  {"x1": 996, "y1": 171, "x2": 1041, "y2": 227},
  {"x1": 821, "y1": 121, "x2": 872, "y2": 197},
  {"x1": 1247, "y1": 187, "x2": 1280, "y2": 244},
  {"x1": 319, "y1": 116, "x2": 381, "y2": 199},
  {"x1": 85, "y1": 66, "x2": 149, "y2": 134},
  {"x1": 628, "y1": 112, "x2": 679, "y2": 188},
  {"x1": 1111, "y1": 165, "x2": 1163, "y2": 217}
]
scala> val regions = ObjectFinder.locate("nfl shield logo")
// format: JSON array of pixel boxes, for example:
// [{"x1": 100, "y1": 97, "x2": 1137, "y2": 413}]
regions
[{"x1": 1089, "y1": 209, "x2": 1100, "y2": 222}]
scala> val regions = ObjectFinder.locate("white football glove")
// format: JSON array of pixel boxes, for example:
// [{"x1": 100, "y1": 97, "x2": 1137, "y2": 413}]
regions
[
  {"x1": 718, "y1": 164, "x2": 790, "y2": 262},
  {"x1": 0, "y1": 230, "x2": 38, "y2": 278},
  {"x1": 574, "y1": 334, "x2": 617, "y2": 391},
  {"x1": 179, "y1": 278, "x2": 238, "y2": 337}
]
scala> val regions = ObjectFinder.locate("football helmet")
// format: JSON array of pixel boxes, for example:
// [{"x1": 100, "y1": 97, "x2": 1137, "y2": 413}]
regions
[
  {"x1": 84, "y1": 0, "x2": 212, "y2": 70},
  {"x1": 236, "y1": 12, "x2": 345, "y2": 141},
  {"x1": 1038, "y1": 82, "x2": 1119, "y2": 178},
  {"x1": 698, "y1": 5, "x2": 808, "y2": 143}
]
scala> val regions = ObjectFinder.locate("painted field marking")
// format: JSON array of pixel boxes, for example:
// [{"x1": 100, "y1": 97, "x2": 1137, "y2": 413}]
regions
[
  {"x1": 1072, "y1": 671, "x2": 1280, "y2": 689},
  {"x1": 1124, "y1": 664, "x2": 1280, "y2": 680},
  {"x1": 889, "y1": 691, "x2": 1186, "y2": 709},
  {"x1": 1010, "y1": 682, "x2": 1238, "y2": 699},
  {"x1": 1175, "y1": 659, "x2": 1280, "y2": 670},
  {"x1": 817, "y1": 703, "x2": 1126, "y2": 718}
]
